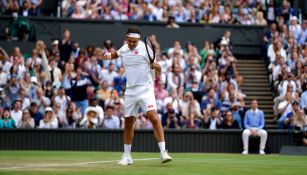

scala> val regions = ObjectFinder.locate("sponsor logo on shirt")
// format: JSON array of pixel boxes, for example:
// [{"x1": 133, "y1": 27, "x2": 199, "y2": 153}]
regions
[{"x1": 134, "y1": 50, "x2": 138, "y2": 55}]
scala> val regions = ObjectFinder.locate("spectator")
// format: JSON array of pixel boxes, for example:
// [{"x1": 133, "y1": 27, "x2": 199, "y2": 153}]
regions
[
  {"x1": 19, "y1": 0, "x2": 37, "y2": 17},
  {"x1": 137, "y1": 113, "x2": 153, "y2": 129},
  {"x1": 10, "y1": 99, "x2": 23, "y2": 126},
  {"x1": 221, "y1": 110, "x2": 240, "y2": 129},
  {"x1": 5, "y1": 13, "x2": 31, "y2": 41},
  {"x1": 99, "y1": 63, "x2": 118, "y2": 87},
  {"x1": 38, "y1": 107, "x2": 58, "y2": 128},
  {"x1": 166, "y1": 16, "x2": 180, "y2": 28},
  {"x1": 59, "y1": 29, "x2": 73, "y2": 65},
  {"x1": 277, "y1": 92, "x2": 295, "y2": 129},
  {"x1": 70, "y1": 67, "x2": 91, "y2": 114},
  {"x1": 84, "y1": 97, "x2": 104, "y2": 125},
  {"x1": 242, "y1": 99, "x2": 267, "y2": 155},
  {"x1": 0, "y1": 107, "x2": 16, "y2": 128},
  {"x1": 101, "y1": 105, "x2": 120, "y2": 129},
  {"x1": 17, "y1": 108, "x2": 35, "y2": 128},
  {"x1": 4, "y1": 0, "x2": 19, "y2": 15},
  {"x1": 32, "y1": 87, "x2": 51, "y2": 114},
  {"x1": 19, "y1": 88, "x2": 30, "y2": 110},
  {"x1": 79, "y1": 106, "x2": 99, "y2": 129},
  {"x1": 29, "y1": 102, "x2": 43, "y2": 127},
  {"x1": 298, "y1": 20, "x2": 307, "y2": 46},
  {"x1": 301, "y1": 82, "x2": 307, "y2": 110},
  {"x1": 181, "y1": 91, "x2": 201, "y2": 118},
  {"x1": 113, "y1": 66, "x2": 126, "y2": 96},
  {"x1": 231, "y1": 101, "x2": 244, "y2": 126},
  {"x1": 54, "y1": 86, "x2": 71, "y2": 116},
  {"x1": 162, "y1": 106, "x2": 180, "y2": 129},
  {"x1": 255, "y1": 11, "x2": 267, "y2": 26},
  {"x1": 284, "y1": 100, "x2": 306, "y2": 130},
  {"x1": 202, "y1": 107, "x2": 221, "y2": 130}
]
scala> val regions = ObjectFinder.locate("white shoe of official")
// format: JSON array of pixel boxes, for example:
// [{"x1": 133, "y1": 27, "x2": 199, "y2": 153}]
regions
[
  {"x1": 118, "y1": 153, "x2": 133, "y2": 165},
  {"x1": 160, "y1": 150, "x2": 172, "y2": 164},
  {"x1": 259, "y1": 150, "x2": 266, "y2": 155},
  {"x1": 242, "y1": 150, "x2": 248, "y2": 155}
]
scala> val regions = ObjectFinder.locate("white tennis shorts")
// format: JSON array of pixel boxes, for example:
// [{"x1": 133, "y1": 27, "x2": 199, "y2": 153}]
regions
[{"x1": 124, "y1": 85, "x2": 157, "y2": 117}]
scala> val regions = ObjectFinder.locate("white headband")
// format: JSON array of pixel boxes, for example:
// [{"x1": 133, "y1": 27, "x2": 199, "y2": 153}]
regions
[{"x1": 127, "y1": 33, "x2": 140, "y2": 38}]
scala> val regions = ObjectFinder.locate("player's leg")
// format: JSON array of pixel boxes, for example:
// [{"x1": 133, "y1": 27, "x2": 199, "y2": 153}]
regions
[
  {"x1": 118, "y1": 95, "x2": 139, "y2": 166},
  {"x1": 147, "y1": 110, "x2": 164, "y2": 142},
  {"x1": 123, "y1": 116, "x2": 135, "y2": 152},
  {"x1": 146, "y1": 110, "x2": 172, "y2": 163},
  {"x1": 140, "y1": 86, "x2": 172, "y2": 163}
]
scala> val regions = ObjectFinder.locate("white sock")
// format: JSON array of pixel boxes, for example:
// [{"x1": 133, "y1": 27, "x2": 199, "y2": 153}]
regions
[
  {"x1": 158, "y1": 142, "x2": 165, "y2": 153},
  {"x1": 124, "y1": 144, "x2": 131, "y2": 154}
]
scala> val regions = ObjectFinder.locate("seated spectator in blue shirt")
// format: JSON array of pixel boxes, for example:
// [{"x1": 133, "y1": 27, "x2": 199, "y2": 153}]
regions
[
  {"x1": 0, "y1": 107, "x2": 16, "y2": 128},
  {"x1": 242, "y1": 99, "x2": 267, "y2": 155}
]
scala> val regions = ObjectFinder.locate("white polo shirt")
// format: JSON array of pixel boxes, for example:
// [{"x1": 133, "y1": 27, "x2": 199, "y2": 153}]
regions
[{"x1": 117, "y1": 41, "x2": 154, "y2": 94}]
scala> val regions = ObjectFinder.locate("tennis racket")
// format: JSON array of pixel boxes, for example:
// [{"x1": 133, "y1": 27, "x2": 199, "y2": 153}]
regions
[
  {"x1": 144, "y1": 36, "x2": 156, "y2": 65},
  {"x1": 144, "y1": 36, "x2": 156, "y2": 80}
]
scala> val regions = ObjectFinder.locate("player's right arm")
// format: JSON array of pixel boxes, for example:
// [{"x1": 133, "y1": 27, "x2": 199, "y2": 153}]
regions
[{"x1": 102, "y1": 51, "x2": 119, "y2": 61}]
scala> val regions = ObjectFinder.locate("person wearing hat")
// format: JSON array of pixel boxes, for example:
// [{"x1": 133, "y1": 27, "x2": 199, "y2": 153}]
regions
[
  {"x1": 38, "y1": 107, "x2": 58, "y2": 128},
  {"x1": 289, "y1": 16, "x2": 301, "y2": 42},
  {"x1": 10, "y1": 98, "x2": 23, "y2": 127},
  {"x1": 79, "y1": 106, "x2": 99, "y2": 129},
  {"x1": 242, "y1": 99, "x2": 267, "y2": 155},
  {"x1": 84, "y1": 96, "x2": 104, "y2": 125}
]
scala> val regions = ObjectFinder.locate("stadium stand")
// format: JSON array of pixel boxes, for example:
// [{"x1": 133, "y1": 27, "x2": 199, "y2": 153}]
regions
[{"x1": 0, "y1": 0, "x2": 306, "y2": 136}]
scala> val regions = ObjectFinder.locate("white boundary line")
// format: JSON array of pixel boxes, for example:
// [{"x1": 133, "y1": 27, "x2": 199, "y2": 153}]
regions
[{"x1": 0, "y1": 158, "x2": 160, "y2": 170}]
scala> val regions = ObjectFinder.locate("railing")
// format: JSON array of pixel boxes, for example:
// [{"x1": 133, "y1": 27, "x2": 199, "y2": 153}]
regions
[{"x1": 0, "y1": 129, "x2": 291, "y2": 153}]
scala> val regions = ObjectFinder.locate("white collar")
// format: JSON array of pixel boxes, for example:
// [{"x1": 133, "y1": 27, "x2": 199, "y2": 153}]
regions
[{"x1": 251, "y1": 108, "x2": 259, "y2": 113}]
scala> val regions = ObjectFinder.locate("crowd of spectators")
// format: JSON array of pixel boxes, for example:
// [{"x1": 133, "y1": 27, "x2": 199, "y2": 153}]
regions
[
  {"x1": 262, "y1": 5, "x2": 307, "y2": 130},
  {"x1": 0, "y1": 0, "x2": 302, "y2": 27},
  {"x1": 0, "y1": 27, "x2": 249, "y2": 130},
  {"x1": 0, "y1": 0, "x2": 306, "y2": 134}
]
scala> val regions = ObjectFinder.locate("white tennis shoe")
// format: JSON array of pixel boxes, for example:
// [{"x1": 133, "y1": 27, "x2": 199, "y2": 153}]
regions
[
  {"x1": 118, "y1": 153, "x2": 133, "y2": 165},
  {"x1": 160, "y1": 150, "x2": 172, "y2": 164},
  {"x1": 242, "y1": 150, "x2": 248, "y2": 155},
  {"x1": 259, "y1": 149, "x2": 266, "y2": 155}
]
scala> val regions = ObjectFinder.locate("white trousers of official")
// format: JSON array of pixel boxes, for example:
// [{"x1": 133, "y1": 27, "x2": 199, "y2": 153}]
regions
[{"x1": 242, "y1": 129, "x2": 268, "y2": 151}]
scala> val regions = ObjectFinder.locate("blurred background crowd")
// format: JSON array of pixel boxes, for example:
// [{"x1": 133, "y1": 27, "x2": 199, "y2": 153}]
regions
[{"x1": 0, "y1": 0, "x2": 306, "y2": 131}]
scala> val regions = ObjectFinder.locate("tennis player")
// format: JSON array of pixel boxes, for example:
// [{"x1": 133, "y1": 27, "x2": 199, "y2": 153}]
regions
[{"x1": 102, "y1": 27, "x2": 172, "y2": 165}]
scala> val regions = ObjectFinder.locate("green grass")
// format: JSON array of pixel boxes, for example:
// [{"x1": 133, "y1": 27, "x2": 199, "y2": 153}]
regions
[{"x1": 0, "y1": 151, "x2": 307, "y2": 175}]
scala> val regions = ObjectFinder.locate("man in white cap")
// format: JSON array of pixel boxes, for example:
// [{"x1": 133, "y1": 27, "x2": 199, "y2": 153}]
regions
[{"x1": 102, "y1": 27, "x2": 172, "y2": 165}]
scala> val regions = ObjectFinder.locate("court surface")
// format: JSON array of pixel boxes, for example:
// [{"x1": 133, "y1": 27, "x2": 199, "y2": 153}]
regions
[{"x1": 0, "y1": 151, "x2": 307, "y2": 175}]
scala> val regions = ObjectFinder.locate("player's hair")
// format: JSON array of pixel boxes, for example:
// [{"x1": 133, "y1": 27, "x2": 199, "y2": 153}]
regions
[{"x1": 127, "y1": 27, "x2": 141, "y2": 35}]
